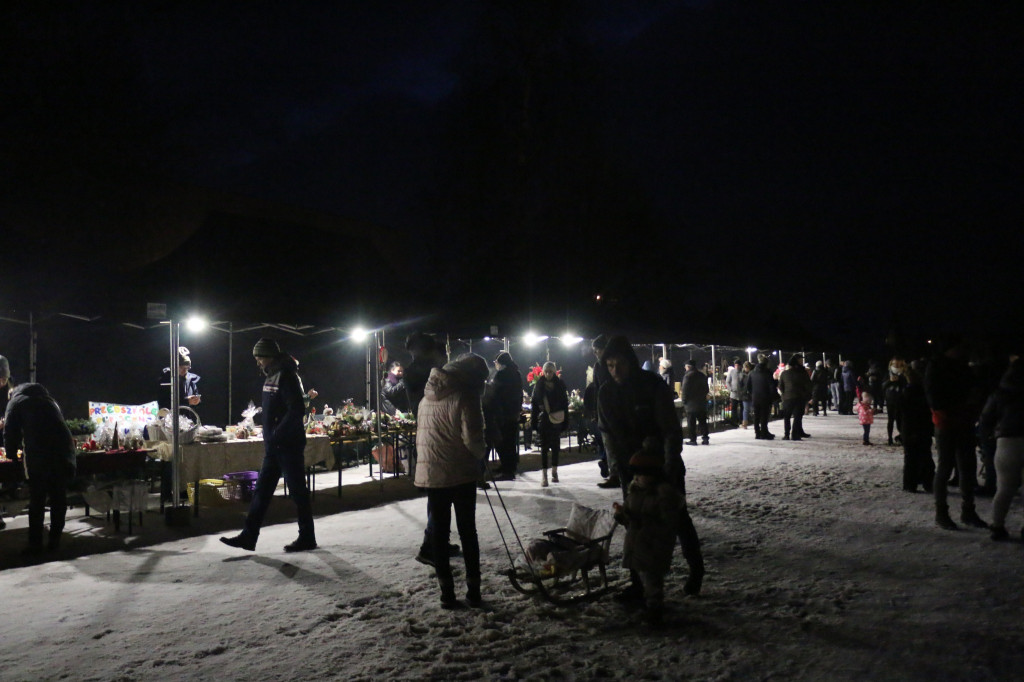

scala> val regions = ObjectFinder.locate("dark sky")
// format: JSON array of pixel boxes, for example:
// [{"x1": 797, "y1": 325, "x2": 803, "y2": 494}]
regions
[{"x1": 3, "y1": 1, "x2": 1022, "y2": 352}]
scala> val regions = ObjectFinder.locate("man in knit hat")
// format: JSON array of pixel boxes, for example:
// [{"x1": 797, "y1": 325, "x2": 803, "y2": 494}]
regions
[
  {"x1": 598, "y1": 335, "x2": 705, "y2": 596},
  {"x1": 221, "y1": 338, "x2": 317, "y2": 552}
]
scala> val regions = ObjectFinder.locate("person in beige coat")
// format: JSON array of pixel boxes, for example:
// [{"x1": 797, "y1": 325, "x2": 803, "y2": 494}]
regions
[{"x1": 414, "y1": 353, "x2": 489, "y2": 609}]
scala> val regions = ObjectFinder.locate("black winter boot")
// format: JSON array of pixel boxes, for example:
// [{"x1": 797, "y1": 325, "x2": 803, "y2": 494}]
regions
[
  {"x1": 935, "y1": 506, "x2": 958, "y2": 531},
  {"x1": 960, "y1": 505, "x2": 988, "y2": 529}
]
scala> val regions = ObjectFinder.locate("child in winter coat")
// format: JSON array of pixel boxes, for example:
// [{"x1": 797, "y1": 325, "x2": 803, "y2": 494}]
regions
[
  {"x1": 612, "y1": 441, "x2": 681, "y2": 626},
  {"x1": 857, "y1": 392, "x2": 879, "y2": 445}
]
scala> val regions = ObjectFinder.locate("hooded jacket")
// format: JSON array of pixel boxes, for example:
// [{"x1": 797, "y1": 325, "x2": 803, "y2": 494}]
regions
[
  {"x1": 3, "y1": 383, "x2": 76, "y2": 480},
  {"x1": 260, "y1": 355, "x2": 307, "y2": 452},
  {"x1": 598, "y1": 340, "x2": 685, "y2": 486},
  {"x1": 979, "y1": 361, "x2": 1024, "y2": 440},
  {"x1": 748, "y1": 361, "x2": 777, "y2": 404},
  {"x1": 485, "y1": 365, "x2": 524, "y2": 426},
  {"x1": 778, "y1": 365, "x2": 813, "y2": 402},
  {"x1": 414, "y1": 355, "x2": 487, "y2": 489}
]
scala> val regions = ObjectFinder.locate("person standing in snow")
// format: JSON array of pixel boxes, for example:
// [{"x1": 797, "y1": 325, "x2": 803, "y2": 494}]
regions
[
  {"x1": 900, "y1": 365, "x2": 935, "y2": 492},
  {"x1": 221, "y1": 338, "x2": 317, "y2": 553},
  {"x1": 598, "y1": 335, "x2": 705, "y2": 598},
  {"x1": 778, "y1": 355, "x2": 813, "y2": 440},
  {"x1": 3, "y1": 383, "x2": 76, "y2": 554},
  {"x1": 681, "y1": 359, "x2": 710, "y2": 446},
  {"x1": 414, "y1": 353, "x2": 489, "y2": 609},
  {"x1": 529, "y1": 361, "x2": 569, "y2": 488},
  {"x1": 978, "y1": 355, "x2": 1024, "y2": 541},
  {"x1": 925, "y1": 336, "x2": 987, "y2": 531},
  {"x1": 613, "y1": 441, "x2": 681, "y2": 627}
]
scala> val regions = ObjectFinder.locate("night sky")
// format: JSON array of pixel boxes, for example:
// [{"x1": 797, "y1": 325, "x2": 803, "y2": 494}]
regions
[{"x1": 3, "y1": 1, "x2": 1023, "y2": 353}]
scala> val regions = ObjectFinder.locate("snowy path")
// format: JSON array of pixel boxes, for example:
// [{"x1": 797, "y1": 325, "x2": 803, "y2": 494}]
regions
[{"x1": 1, "y1": 414, "x2": 1022, "y2": 681}]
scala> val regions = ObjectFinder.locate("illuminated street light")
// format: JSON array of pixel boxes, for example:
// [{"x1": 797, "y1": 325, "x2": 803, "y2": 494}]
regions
[
  {"x1": 185, "y1": 316, "x2": 208, "y2": 332},
  {"x1": 350, "y1": 326, "x2": 369, "y2": 342},
  {"x1": 561, "y1": 333, "x2": 584, "y2": 347},
  {"x1": 523, "y1": 332, "x2": 548, "y2": 347}
]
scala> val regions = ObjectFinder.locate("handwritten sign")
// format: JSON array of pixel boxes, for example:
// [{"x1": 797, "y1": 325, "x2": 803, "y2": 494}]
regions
[{"x1": 88, "y1": 401, "x2": 160, "y2": 427}]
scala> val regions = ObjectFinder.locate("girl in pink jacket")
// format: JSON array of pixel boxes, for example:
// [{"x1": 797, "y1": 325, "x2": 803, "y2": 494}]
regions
[{"x1": 857, "y1": 392, "x2": 879, "y2": 445}]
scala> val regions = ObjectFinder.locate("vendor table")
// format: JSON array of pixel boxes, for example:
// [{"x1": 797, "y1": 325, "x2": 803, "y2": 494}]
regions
[{"x1": 151, "y1": 435, "x2": 334, "y2": 483}]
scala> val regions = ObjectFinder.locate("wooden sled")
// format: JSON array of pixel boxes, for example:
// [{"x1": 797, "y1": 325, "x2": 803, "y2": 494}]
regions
[{"x1": 508, "y1": 503, "x2": 619, "y2": 605}]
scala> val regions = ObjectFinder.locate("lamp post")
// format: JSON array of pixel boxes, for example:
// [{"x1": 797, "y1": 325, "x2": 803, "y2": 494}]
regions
[{"x1": 165, "y1": 318, "x2": 189, "y2": 526}]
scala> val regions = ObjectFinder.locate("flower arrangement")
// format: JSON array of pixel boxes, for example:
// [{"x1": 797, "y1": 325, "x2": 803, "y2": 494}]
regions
[
  {"x1": 526, "y1": 364, "x2": 561, "y2": 387},
  {"x1": 568, "y1": 389, "x2": 584, "y2": 412}
]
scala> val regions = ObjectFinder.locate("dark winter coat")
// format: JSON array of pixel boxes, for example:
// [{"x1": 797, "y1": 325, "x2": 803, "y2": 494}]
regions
[
  {"x1": 680, "y1": 369, "x2": 709, "y2": 412},
  {"x1": 925, "y1": 354, "x2": 976, "y2": 432},
  {"x1": 530, "y1": 376, "x2": 569, "y2": 432},
  {"x1": 598, "y1": 365, "x2": 685, "y2": 487},
  {"x1": 615, "y1": 478, "x2": 681, "y2": 575},
  {"x1": 3, "y1": 383, "x2": 76, "y2": 480},
  {"x1": 900, "y1": 381, "x2": 934, "y2": 440},
  {"x1": 381, "y1": 373, "x2": 410, "y2": 415},
  {"x1": 260, "y1": 355, "x2": 307, "y2": 453},
  {"x1": 811, "y1": 367, "x2": 830, "y2": 400},
  {"x1": 841, "y1": 365, "x2": 858, "y2": 392},
  {"x1": 404, "y1": 354, "x2": 443, "y2": 419},
  {"x1": 979, "y1": 361, "x2": 1024, "y2": 441},
  {"x1": 778, "y1": 366, "x2": 813, "y2": 402},
  {"x1": 486, "y1": 366, "x2": 524, "y2": 426},
  {"x1": 748, "y1": 362, "x2": 777, "y2": 404},
  {"x1": 883, "y1": 374, "x2": 907, "y2": 412},
  {"x1": 738, "y1": 370, "x2": 752, "y2": 402}
]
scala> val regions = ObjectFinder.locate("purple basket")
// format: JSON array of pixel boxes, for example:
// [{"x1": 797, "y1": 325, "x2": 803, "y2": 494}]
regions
[{"x1": 222, "y1": 471, "x2": 259, "y2": 502}]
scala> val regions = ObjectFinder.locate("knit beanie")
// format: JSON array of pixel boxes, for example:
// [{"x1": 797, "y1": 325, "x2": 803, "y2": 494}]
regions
[
  {"x1": 252, "y1": 338, "x2": 282, "y2": 358},
  {"x1": 628, "y1": 449, "x2": 664, "y2": 477},
  {"x1": 0, "y1": 355, "x2": 9, "y2": 379}
]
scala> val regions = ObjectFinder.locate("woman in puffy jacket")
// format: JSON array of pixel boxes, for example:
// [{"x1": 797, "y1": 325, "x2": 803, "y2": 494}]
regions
[
  {"x1": 414, "y1": 353, "x2": 489, "y2": 608},
  {"x1": 979, "y1": 358, "x2": 1024, "y2": 541}
]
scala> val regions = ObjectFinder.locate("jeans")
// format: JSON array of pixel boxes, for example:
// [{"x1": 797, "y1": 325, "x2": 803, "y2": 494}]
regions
[
  {"x1": 742, "y1": 400, "x2": 752, "y2": 422},
  {"x1": 933, "y1": 428, "x2": 978, "y2": 512},
  {"x1": 862, "y1": 424, "x2": 872, "y2": 443},
  {"x1": 539, "y1": 421, "x2": 561, "y2": 470},
  {"x1": 243, "y1": 443, "x2": 315, "y2": 542},
  {"x1": 427, "y1": 482, "x2": 480, "y2": 595}
]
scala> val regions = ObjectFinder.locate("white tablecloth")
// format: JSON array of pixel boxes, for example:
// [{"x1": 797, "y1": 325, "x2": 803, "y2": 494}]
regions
[{"x1": 151, "y1": 435, "x2": 334, "y2": 483}]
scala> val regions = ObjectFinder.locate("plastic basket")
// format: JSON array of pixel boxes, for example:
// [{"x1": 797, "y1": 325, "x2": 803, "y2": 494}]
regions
[
  {"x1": 222, "y1": 471, "x2": 258, "y2": 502},
  {"x1": 186, "y1": 479, "x2": 231, "y2": 507}
]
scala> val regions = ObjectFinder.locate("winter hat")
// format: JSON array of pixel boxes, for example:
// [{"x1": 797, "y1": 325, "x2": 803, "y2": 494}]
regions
[
  {"x1": 788, "y1": 354, "x2": 803, "y2": 366},
  {"x1": 628, "y1": 449, "x2": 664, "y2": 477},
  {"x1": 444, "y1": 353, "x2": 489, "y2": 389},
  {"x1": 252, "y1": 338, "x2": 282, "y2": 358},
  {"x1": 659, "y1": 358, "x2": 672, "y2": 369},
  {"x1": 0, "y1": 355, "x2": 9, "y2": 379},
  {"x1": 494, "y1": 351, "x2": 514, "y2": 367}
]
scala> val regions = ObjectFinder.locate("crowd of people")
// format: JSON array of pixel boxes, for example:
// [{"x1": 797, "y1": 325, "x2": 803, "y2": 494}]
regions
[{"x1": 4, "y1": 331, "x2": 1023, "y2": 623}]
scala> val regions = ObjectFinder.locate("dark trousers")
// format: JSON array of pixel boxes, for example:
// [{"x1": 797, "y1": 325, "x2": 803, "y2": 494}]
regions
[
  {"x1": 243, "y1": 444, "x2": 315, "y2": 542},
  {"x1": 862, "y1": 424, "x2": 872, "y2": 444},
  {"x1": 933, "y1": 429, "x2": 978, "y2": 512},
  {"x1": 903, "y1": 434, "x2": 935, "y2": 491},
  {"x1": 589, "y1": 419, "x2": 609, "y2": 477},
  {"x1": 887, "y1": 408, "x2": 902, "y2": 444},
  {"x1": 686, "y1": 409, "x2": 709, "y2": 443},
  {"x1": 782, "y1": 399, "x2": 806, "y2": 437},
  {"x1": 539, "y1": 421, "x2": 561, "y2": 470},
  {"x1": 752, "y1": 400, "x2": 772, "y2": 436},
  {"x1": 427, "y1": 482, "x2": 480, "y2": 596},
  {"x1": 839, "y1": 389, "x2": 854, "y2": 414},
  {"x1": 496, "y1": 421, "x2": 519, "y2": 475},
  {"x1": 28, "y1": 471, "x2": 69, "y2": 547},
  {"x1": 730, "y1": 399, "x2": 742, "y2": 423}
]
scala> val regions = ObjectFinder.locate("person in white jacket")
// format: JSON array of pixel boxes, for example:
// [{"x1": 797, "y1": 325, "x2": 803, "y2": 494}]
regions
[{"x1": 414, "y1": 353, "x2": 489, "y2": 609}]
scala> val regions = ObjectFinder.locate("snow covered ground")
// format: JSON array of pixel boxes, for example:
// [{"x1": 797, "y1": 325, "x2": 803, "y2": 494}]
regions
[{"x1": 1, "y1": 413, "x2": 1022, "y2": 681}]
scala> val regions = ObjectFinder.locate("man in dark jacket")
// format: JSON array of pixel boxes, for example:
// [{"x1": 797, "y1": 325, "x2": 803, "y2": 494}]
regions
[
  {"x1": 485, "y1": 351, "x2": 524, "y2": 480},
  {"x1": 778, "y1": 355, "x2": 813, "y2": 440},
  {"x1": 900, "y1": 365, "x2": 935, "y2": 492},
  {"x1": 587, "y1": 335, "x2": 616, "y2": 486},
  {"x1": 749, "y1": 354, "x2": 777, "y2": 439},
  {"x1": 381, "y1": 361, "x2": 410, "y2": 415},
  {"x1": 4, "y1": 383, "x2": 76, "y2": 554},
  {"x1": 598, "y1": 335, "x2": 704, "y2": 596},
  {"x1": 841, "y1": 361, "x2": 858, "y2": 414},
  {"x1": 925, "y1": 337, "x2": 987, "y2": 530},
  {"x1": 222, "y1": 338, "x2": 317, "y2": 552},
  {"x1": 681, "y1": 359, "x2": 710, "y2": 445}
]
